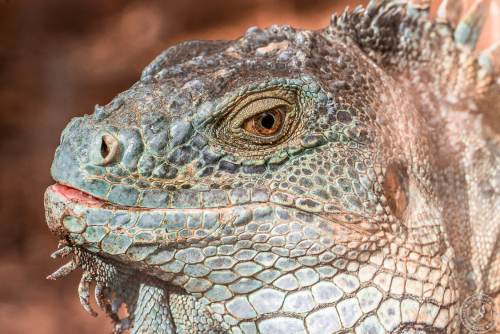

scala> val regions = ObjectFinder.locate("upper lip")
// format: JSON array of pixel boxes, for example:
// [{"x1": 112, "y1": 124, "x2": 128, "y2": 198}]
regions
[{"x1": 48, "y1": 183, "x2": 157, "y2": 211}]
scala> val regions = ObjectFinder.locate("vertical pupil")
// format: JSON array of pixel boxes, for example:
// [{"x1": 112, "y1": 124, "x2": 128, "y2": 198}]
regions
[{"x1": 260, "y1": 113, "x2": 275, "y2": 129}]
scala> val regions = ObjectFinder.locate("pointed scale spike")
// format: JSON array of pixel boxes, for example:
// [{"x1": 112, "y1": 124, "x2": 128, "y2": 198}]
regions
[
  {"x1": 94, "y1": 282, "x2": 107, "y2": 310},
  {"x1": 366, "y1": 0, "x2": 378, "y2": 17},
  {"x1": 50, "y1": 246, "x2": 73, "y2": 259},
  {"x1": 78, "y1": 272, "x2": 98, "y2": 316},
  {"x1": 46, "y1": 259, "x2": 79, "y2": 280},
  {"x1": 95, "y1": 286, "x2": 122, "y2": 331},
  {"x1": 454, "y1": 0, "x2": 491, "y2": 50},
  {"x1": 352, "y1": 5, "x2": 365, "y2": 16},
  {"x1": 407, "y1": 0, "x2": 431, "y2": 18},
  {"x1": 437, "y1": 0, "x2": 463, "y2": 26},
  {"x1": 478, "y1": 41, "x2": 500, "y2": 75},
  {"x1": 57, "y1": 240, "x2": 69, "y2": 247},
  {"x1": 340, "y1": 7, "x2": 350, "y2": 24},
  {"x1": 330, "y1": 13, "x2": 338, "y2": 26}
]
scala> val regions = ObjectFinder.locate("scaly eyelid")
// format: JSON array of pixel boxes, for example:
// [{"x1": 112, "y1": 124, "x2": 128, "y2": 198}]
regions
[
  {"x1": 231, "y1": 97, "x2": 291, "y2": 128},
  {"x1": 211, "y1": 85, "x2": 305, "y2": 153}
]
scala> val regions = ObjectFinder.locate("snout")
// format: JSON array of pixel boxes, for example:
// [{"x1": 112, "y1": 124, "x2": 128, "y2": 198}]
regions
[
  {"x1": 50, "y1": 115, "x2": 146, "y2": 206},
  {"x1": 44, "y1": 184, "x2": 104, "y2": 239}
]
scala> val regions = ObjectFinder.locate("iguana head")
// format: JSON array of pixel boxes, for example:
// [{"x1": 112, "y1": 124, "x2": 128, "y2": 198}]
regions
[{"x1": 44, "y1": 1, "x2": 499, "y2": 333}]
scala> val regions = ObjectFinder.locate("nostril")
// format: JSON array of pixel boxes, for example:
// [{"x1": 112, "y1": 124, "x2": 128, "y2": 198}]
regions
[
  {"x1": 100, "y1": 138, "x2": 110, "y2": 159},
  {"x1": 99, "y1": 134, "x2": 119, "y2": 165}
]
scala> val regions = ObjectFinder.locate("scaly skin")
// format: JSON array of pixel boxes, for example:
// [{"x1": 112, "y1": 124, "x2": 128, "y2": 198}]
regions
[{"x1": 44, "y1": 1, "x2": 499, "y2": 333}]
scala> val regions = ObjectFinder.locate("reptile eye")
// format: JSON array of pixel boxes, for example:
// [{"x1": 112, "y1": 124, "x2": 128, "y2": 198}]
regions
[
  {"x1": 242, "y1": 106, "x2": 285, "y2": 136},
  {"x1": 217, "y1": 91, "x2": 297, "y2": 149}
]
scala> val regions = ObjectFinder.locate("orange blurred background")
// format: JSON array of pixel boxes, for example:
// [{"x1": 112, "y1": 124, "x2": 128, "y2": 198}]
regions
[{"x1": 0, "y1": 1, "x2": 496, "y2": 333}]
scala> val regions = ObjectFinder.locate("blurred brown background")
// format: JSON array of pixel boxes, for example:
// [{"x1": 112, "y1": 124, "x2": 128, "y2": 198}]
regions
[{"x1": 0, "y1": 1, "x2": 496, "y2": 333}]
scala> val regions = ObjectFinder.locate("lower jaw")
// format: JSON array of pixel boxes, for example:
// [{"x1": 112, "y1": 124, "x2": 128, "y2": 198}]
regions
[{"x1": 46, "y1": 184, "x2": 460, "y2": 333}]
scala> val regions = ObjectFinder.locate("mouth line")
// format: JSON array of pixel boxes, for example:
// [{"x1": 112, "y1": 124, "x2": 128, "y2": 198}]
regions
[
  {"x1": 50, "y1": 182, "x2": 271, "y2": 212},
  {"x1": 50, "y1": 183, "x2": 373, "y2": 218},
  {"x1": 51, "y1": 183, "x2": 156, "y2": 211},
  {"x1": 47, "y1": 183, "x2": 376, "y2": 240}
]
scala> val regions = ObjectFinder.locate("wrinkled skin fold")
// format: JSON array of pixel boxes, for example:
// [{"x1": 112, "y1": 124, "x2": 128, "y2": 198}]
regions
[{"x1": 44, "y1": 0, "x2": 500, "y2": 333}]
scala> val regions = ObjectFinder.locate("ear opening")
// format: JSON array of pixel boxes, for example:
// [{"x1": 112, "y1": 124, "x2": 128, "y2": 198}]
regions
[{"x1": 382, "y1": 162, "x2": 409, "y2": 221}]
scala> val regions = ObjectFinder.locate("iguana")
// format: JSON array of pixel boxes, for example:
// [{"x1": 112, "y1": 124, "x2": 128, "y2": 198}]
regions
[{"x1": 44, "y1": 0, "x2": 500, "y2": 333}]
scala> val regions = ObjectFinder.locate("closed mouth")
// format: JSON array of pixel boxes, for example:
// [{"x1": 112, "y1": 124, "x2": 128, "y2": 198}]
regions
[
  {"x1": 45, "y1": 182, "x2": 374, "y2": 259},
  {"x1": 45, "y1": 182, "x2": 273, "y2": 238}
]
